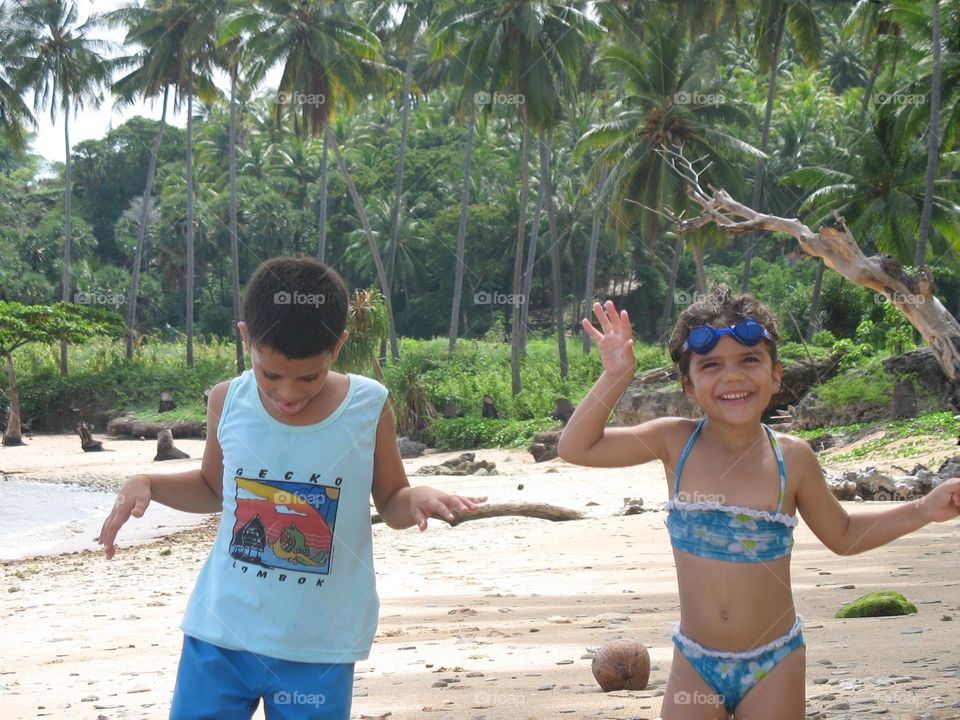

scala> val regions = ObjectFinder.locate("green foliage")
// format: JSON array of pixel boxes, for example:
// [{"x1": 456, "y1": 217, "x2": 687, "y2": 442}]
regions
[
  {"x1": 797, "y1": 412, "x2": 960, "y2": 462},
  {"x1": 0, "y1": 301, "x2": 124, "y2": 354},
  {"x1": 8, "y1": 336, "x2": 235, "y2": 430},
  {"x1": 426, "y1": 417, "x2": 559, "y2": 450},
  {"x1": 814, "y1": 361, "x2": 892, "y2": 412},
  {"x1": 382, "y1": 352, "x2": 436, "y2": 439},
  {"x1": 337, "y1": 288, "x2": 388, "y2": 375},
  {"x1": 835, "y1": 591, "x2": 918, "y2": 619}
]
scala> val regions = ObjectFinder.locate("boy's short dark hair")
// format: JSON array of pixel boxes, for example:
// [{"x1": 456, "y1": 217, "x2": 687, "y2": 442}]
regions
[
  {"x1": 242, "y1": 256, "x2": 349, "y2": 358},
  {"x1": 668, "y1": 285, "x2": 780, "y2": 377}
]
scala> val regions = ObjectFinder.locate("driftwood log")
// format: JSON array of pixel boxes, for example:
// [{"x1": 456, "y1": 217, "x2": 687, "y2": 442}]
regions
[
  {"x1": 155, "y1": 429, "x2": 190, "y2": 461},
  {"x1": 371, "y1": 502, "x2": 583, "y2": 526},
  {"x1": 76, "y1": 422, "x2": 104, "y2": 452},
  {"x1": 108, "y1": 417, "x2": 205, "y2": 438},
  {"x1": 665, "y1": 145, "x2": 960, "y2": 386}
]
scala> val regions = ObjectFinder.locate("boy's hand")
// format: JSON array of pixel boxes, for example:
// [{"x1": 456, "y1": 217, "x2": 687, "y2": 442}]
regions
[
  {"x1": 582, "y1": 300, "x2": 636, "y2": 378},
  {"x1": 98, "y1": 474, "x2": 152, "y2": 559},
  {"x1": 408, "y1": 486, "x2": 486, "y2": 531},
  {"x1": 919, "y1": 477, "x2": 960, "y2": 523}
]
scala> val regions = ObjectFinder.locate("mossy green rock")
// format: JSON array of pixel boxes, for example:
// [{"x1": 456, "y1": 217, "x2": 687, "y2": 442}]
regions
[{"x1": 835, "y1": 591, "x2": 918, "y2": 618}]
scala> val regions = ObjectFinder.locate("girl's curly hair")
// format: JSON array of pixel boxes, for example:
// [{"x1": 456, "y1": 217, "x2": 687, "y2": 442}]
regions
[{"x1": 668, "y1": 285, "x2": 781, "y2": 377}]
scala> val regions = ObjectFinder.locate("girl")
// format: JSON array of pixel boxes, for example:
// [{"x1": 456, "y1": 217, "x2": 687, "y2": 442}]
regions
[{"x1": 558, "y1": 288, "x2": 960, "y2": 719}]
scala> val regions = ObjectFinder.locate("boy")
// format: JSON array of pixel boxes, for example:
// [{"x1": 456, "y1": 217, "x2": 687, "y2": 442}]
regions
[{"x1": 98, "y1": 256, "x2": 484, "y2": 719}]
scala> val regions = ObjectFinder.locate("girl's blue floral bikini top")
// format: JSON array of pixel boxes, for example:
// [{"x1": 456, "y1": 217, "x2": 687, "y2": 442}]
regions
[{"x1": 665, "y1": 418, "x2": 797, "y2": 563}]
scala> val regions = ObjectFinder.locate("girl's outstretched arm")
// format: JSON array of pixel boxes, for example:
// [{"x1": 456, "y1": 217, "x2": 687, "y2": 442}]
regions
[
  {"x1": 795, "y1": 438, "x2": 960, "y2": 555},
  {"x1": 558, "y1": 301, "x2": 674, "y2": 468}
]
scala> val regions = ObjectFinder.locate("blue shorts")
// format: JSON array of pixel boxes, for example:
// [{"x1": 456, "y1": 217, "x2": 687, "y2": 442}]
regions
[{"x1": 169, "y1": 635, "x2": 355, "y2": 720}]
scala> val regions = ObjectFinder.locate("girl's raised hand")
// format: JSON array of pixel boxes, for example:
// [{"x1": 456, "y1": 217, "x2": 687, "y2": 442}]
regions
[{"x1": 582, "y1": 300, "x2": 636, "y2": 378}]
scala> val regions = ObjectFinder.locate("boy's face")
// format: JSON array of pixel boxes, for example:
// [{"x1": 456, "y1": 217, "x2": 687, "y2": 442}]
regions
[
  {"x1": 239, "y1": 322, "x2": 347, "y2": 420},
  {"x1": 681, "y1": 336, "x2": 781, "y2": 425}
]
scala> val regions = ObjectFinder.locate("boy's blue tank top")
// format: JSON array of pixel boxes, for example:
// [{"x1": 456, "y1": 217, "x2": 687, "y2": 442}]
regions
[{"x1": 180, "y1": 369, "x2": 388, "y2": 663}]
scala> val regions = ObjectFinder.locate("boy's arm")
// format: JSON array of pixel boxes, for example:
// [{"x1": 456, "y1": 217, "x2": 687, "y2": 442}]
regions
[
  {"x1": 98, "y1": 380, "x2": 229, "y2": 558},
  {"x1": 794, "y1": 438, "x2": 960, "y2": 555},
  {"x1": 371, "y1": 400, "x2": 485, "y2": 531}
]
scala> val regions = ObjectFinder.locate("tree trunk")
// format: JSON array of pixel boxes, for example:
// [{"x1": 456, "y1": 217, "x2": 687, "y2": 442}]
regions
[
  {"x1": 379, "y1": 49, "x2": 416, "y2": 365},
  {"x1": 859, "y1": 51, "x2": 883, "y2": 126},
  {"x1": 539, "y1": 132, "x2": 568, "y2": 378},
  {"x1": 61, "y1": 97, "x2": 72, "y2": 376},
  {"x1": 325, "y1": 124, "x2": 399, "y2": 360},
  {"x1": 915, "y1": 0, "x2": 941, "y2": 266},
  {"x1": 127, "y1": 86, "x2": 169, "y2": 360},
  {"x1": 520, "y1": 144, "x2": 545, "y2": 353},
  {"x1": 3, "y1": 353, "x2": 23, "y2": 446},
  {"x1": 660, "y1": 232, "x2": 683, "y2": 342},
  {"x1": 806, "y1": 258, "x2": 826, "y2": 340},
  {"x1": 228, "y1": 63, "x2": 244, "y2": 373},
  {"x1": 317, "y1": 130, "x2": 329, "y2": 262},
  {"x1": 185, "y1": 89, "x2": 195, "y2": 368},
  {"x1": 448, "y1": 108, "x2": 476, "y2": 351},
  {"x1": 386, "y1": 46, "x2": 415, "y2": 308},
  {"x1": 693, "y1": 242, "x2": 707, "y2": 293},
  {"x1": 511, "y1": 111, "x2": 531, "y2": 396},
  {"x1": 741, "y1": 5, "x2": 785, "y2": 292},
  {"x1": 582, "y1": 166, "x2": 609, "y2": 353}
]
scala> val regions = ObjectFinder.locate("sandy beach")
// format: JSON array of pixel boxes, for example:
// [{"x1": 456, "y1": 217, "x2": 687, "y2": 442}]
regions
[{"x1": 1, "y1": 433, "x2": 959, "y2": 719}]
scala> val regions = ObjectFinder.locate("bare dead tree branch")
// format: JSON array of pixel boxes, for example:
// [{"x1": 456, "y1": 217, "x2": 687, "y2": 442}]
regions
[{"x1": 660, "y1": 144, "x2": 960, "y2": 384}]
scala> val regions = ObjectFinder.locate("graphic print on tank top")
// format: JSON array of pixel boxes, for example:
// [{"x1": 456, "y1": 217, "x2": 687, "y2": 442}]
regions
[{"x1": 228, "y1": 476, "x2": 341, "y2": 575}]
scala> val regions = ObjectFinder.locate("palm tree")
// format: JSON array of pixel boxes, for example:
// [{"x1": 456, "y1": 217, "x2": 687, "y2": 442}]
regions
[
  {"x1": 790, "y1": 105, "x2": 960, "y2": 265},
  {"x1": 11, "y1": 0, "x2": 112, "y2": 375},
  {"x1": 209, "y1": 26, "x2": 266, "y2": 372},
  {"x1": 578, "y1": 27, "x2": 762, "y2": 339},
  {"x1": 171, "y1": 3, "x2": 219, "y2": 368},
  {"x1": 107, "y1": 1, "x2": 185, "y2": 359},
  {"x1": 843, "y1": 0, "x2": 907, "y2": 125},
  {"x1": 917, "y1": 0, "x2": 942, "y2": 265},
  {"x1": 220, "y1": 42, "x2": 254, "y2": 373},
  {"x1": 366, "y1": 2, "x2": 437, "y2": 324},
  {"x1": 429, "y1": 20, "x2": 485, "y2": 353},
  {"x1": 0, "y1": 4, "x2": 35, "y2": 151},
  {"x1": 740, "y1": 0, "x2": 822, "y2": 291},
  {"x1": 434, "y1": 0, "x2": 599, "y2": 394},
  {"x1": 225, "y1": 0, "x2": 401, "y2": 359}
]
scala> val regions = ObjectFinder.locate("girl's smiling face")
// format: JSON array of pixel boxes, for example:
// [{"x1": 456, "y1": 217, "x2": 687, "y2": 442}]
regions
[{"x1": 681, "y1": 335, "x2": 782, "y2": 424}]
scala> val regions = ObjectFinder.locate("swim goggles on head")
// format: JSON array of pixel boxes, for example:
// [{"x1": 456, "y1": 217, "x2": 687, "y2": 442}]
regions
[{"x1": 682, "y1": 317, "x2": 771, "y2": 354}]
